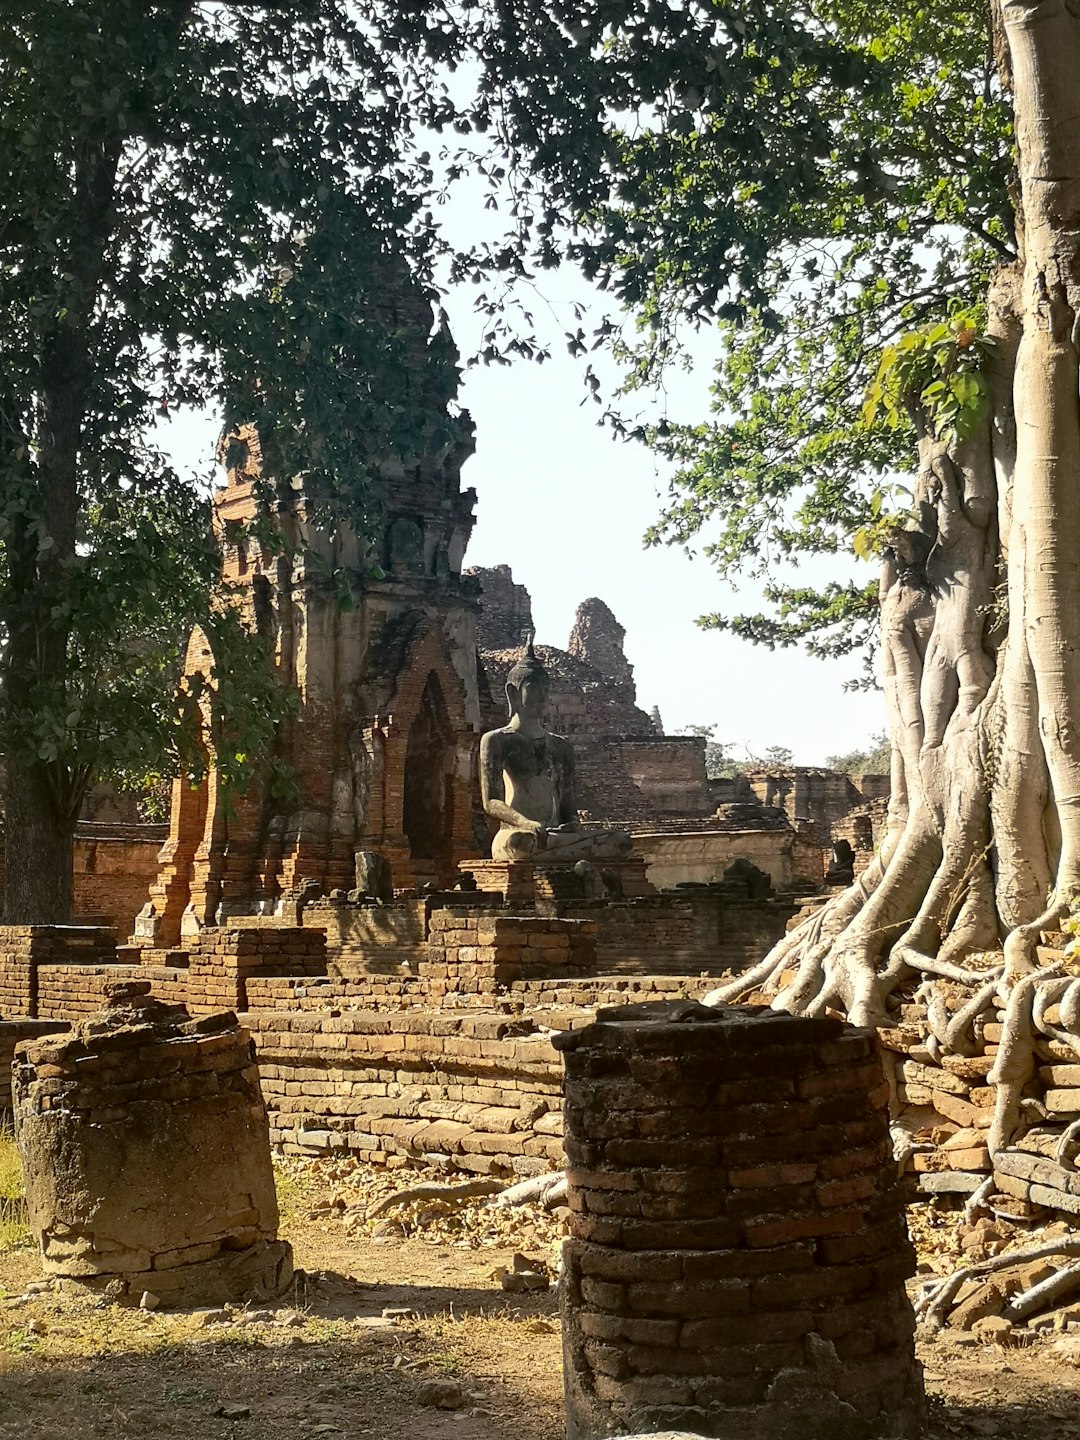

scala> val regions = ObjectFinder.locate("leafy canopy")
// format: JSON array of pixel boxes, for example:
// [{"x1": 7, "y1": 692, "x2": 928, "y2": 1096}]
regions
[
  {"x1": 0, "y1": 0, "x2": 477, "y2": 814},
  {"x1": 435, "y1": 0, "x2": 1012, "y2": 665},
  {"x1": 610, "y1": 2, "x2": 1013, "y2": 661}
]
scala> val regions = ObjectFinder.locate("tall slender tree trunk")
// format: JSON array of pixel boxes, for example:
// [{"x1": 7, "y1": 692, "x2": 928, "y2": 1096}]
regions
[
  {"x1": 1, "y1": 129, "x2": 120, "y2": 923},
  {"x1": 2, "y1": 328, "x2": 85, "y2": 924},
  {"x1": 3, "y1": 764, "x2": 74, "y2": 924}
]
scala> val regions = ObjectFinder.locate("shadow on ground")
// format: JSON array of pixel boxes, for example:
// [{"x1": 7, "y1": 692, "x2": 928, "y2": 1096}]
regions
[
  {"x1": 925, "y1": 1389, "x2": 1080, "y2": 1439},
  {"x1": 292, "y1": 1268, "x2": 556, "y2": 1323}
]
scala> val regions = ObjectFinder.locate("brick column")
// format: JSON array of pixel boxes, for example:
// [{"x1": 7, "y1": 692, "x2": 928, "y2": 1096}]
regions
[
  {"x1": 13, "y1": 983, "x2": 292, "y2": 1307},
  {"x1": 555, "y1": 1001, "x2": 922, "y2": 1440}
]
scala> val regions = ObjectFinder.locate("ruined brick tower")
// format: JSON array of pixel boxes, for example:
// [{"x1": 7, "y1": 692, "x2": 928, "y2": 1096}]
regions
[{"x1": 135, "y1": 299, "x2": 485, "y2": 947}]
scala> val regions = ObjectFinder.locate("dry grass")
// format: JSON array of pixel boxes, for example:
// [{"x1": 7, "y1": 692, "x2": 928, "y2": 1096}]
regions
[
  {"x1": 271, "y1": 1155, "x2": 319, "y2": 1241},
  {"x1": 0, "y1": 1125, "x2": 29, "y2": 1253}
]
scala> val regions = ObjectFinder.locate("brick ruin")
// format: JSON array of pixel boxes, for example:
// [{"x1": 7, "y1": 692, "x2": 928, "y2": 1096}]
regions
[
  {"x1": 12, "y1": 874, "x2": 1080, "y2": 1246},
  {"x1": 0, "y1": 561, "x2": 890, "y2": 945},
  {"x1": 742, "y1": 767, "x2": 891, "y2": 853},
  {"x1": 134, "y1": 299, "x2": 486, "y2": 950},
  {"x1": 557, "y1": 1003, "x2": 922, "y2": 1440},
  {"x1": 471, "y1": 566, "x2": 709, "y2": 828},
  {"x1": 13, "y1": 983, "x2": 291, "y2": 1306},
  {"x1": 0, "y1": 280, "x2": 947, "y2": 1422},
  {"x1": 468, "y1": 564, "x2": 886, "y2": 892}
]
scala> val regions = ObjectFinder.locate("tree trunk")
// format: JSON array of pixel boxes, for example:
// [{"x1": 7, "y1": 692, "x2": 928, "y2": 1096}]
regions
[
  {"x1": 706, "y1": 0, "x2": 1080, "y2": 1157},
  {"x1": 3, "y1": 763, "x2": 74, "y2": 924},
  {"x1": 0, "y1": 124, "x2": 121, "y2": 923}
]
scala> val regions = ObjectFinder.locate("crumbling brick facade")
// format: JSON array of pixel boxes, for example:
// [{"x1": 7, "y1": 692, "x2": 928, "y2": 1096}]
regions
[
  {"x1": 469, "y1": 565, "x2": 888, "y2": 888},
  {"x1": 14, "y1": 988, "x2": 292, "y2": 1306},
  {"x1": 135, "y1": 303, "x2": 489, "y2": 947}
]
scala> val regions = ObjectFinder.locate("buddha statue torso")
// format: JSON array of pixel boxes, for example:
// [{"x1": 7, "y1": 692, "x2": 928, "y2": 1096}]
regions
[{"x1": 479, "y1": 639, "x2": 631, "y2": 864}]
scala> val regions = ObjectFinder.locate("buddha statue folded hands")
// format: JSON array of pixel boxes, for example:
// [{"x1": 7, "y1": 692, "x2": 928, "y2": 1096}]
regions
[{"x1": 479, "y1": 638, "x2": 632, "y2": 864}]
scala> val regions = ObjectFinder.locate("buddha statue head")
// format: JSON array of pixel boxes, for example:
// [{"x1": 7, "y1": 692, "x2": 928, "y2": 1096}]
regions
[{"x1": 505, "y1": 633, "x2": 550, "y2": 723}]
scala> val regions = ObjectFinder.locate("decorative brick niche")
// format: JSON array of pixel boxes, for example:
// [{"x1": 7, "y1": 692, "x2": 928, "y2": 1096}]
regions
[{"x1": 555, "y1": 1001, "x2": 922, "y2": 1440}]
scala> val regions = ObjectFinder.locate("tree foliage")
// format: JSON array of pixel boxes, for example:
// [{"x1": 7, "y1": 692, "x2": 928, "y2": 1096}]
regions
[
  {"x1": 825, "y1": 730, "x2": 892, "y2": 776},
  {"x1": 609, "y1": 3, "x2": 1014, "y2": 660},
  {"x1": 682, "y1": 725, "x2": 795, "y2": 777},
  {"x1": 0, "y1": 0, "x2": 497, "y2": 917},
  {"x1": 0, "y1": 0, "x2": 1014, "y2": 920}
]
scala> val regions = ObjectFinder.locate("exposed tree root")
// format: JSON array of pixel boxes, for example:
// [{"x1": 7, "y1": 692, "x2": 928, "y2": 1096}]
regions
[
  {"x1": 963, "y1": 1176, "x2": 995, "y2": 1223},
  {"x1": 945, "y1": 979, "x2": 1000, "y2": 1056},
  {"x1": 988, "y1": 965, "x2": 1062, "y2": 1155},
  {"x1": 489, "y1": 1171, "x2": 567, "y2": 1210},
  {"x1": 1004, "y1": 1260, "x2": 1080, "y2": 1322},
  {"x1": 366, "y1": 1178, "x2": 505, "y2": 1219},
  {"x1": 915, "y1": 1236, "x2": 1080, "y2": 1333}
]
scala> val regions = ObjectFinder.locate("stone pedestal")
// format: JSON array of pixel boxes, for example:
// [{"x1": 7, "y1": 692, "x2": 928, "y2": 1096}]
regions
[
  {"x1": 458, "y1": 858, "x2": 537, "y2": 905},
  {"x1": 534, "y1": 856, "x2": 652, "y2": 902},
  {"x1": 13, "y1": 982, "x2": 292, "y2": 1307},
  {"x1": 554, "y1": 1001, "x2": 922, "y2": 1440}
]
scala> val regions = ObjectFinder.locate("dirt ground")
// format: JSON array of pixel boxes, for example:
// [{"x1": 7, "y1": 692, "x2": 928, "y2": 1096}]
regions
[{"x1": 3, "y1": 1160, "x2": 1080, "y2": 1440}]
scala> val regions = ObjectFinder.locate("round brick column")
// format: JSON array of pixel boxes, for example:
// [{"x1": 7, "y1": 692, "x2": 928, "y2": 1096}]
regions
[
  {"x1": 13, "y1": 983, "x2": 292, "y2": 1306},
  {"x1": 555, "y1": 1001, "x2": 922, "y2": 1440}
]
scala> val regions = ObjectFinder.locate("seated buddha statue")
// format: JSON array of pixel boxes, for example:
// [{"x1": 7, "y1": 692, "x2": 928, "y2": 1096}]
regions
[{"x1": 479, "y1": 638, "x2": 633, "y2": 863}]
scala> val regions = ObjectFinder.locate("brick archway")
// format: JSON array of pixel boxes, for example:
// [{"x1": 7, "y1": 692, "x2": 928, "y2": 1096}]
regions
[{"x1": 360, "y1": 621, "x2": 480, "y2": 887}]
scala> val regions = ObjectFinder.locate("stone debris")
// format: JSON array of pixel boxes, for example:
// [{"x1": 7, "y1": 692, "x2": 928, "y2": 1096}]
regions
[
  {"x1": 912, "y1": 1203, "x2": 1080, "y2": 1339},
  {"x1": 414, "y1": 1378, "x2": 465, "y2": 1410},
  {"x1": 880, "y1": 966, "x2": 1080, "y2": 1236},
  {"x1": 287, "y1": 1153, "x2": 568, "y2": 1264}
]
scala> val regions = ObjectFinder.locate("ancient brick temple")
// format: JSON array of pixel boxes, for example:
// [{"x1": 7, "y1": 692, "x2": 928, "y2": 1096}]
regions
[
  {"x1": 469, "y1": 566, "x2": 713, "y2": 827},
  {"x1": 467, "y1": 565, "x2": 884, "y2": 891},
  {"x1": 136, "y1": 309, "x2": 485, "y2": 948}
]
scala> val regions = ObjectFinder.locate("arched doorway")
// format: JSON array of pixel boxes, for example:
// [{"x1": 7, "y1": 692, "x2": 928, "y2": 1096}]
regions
[{"x1": 402, "y1": 672, "x2": 455, "y2": 884}]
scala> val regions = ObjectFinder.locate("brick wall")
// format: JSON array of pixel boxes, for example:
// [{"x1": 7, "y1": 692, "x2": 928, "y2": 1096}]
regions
[
  {"x1": 303, "y1": 898, "x2": 428, "y2": 978},
  {"x1": 247, "y1": 1009, "x2": 566, "y2": 1174},
  {"x1": 540, "y1": 890, "x2": 798, "y2": 976},
  {"x1": 423, "y1": 910, "x2": 597, "y2": 996},
  {"x1": 185, "y1": 927, "x2": 326, "y2": 1013},
  {"x1": 0, "y1": 927, "x2": 117, "y2": 1017},
  {"x1": 541, "y1": 898, "x2": 698, "y2": 974},
  {"x1": 5, "y1": 923, "x2": 326, "y2": 1020},
  {"x1": 73, "y1": 833, "x2": 162, "y2": 935},
  {"x1": 746, "y1": 767, "x2": 890, "y2": 847},
  {"x1": 36, "y1": 964, "x2": 187, "y2": 1020},
  {"x1": 633, "y1": 828, "x2": 797, "y2": 891},
  {"x1": 0, "y1": 1019, "x2": 67, "y2": 1113},
  {"x1": 617, "y1": 736, "x2": 711, "y2": 817}
]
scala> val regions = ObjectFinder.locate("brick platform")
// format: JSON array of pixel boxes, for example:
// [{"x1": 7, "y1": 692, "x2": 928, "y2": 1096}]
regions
[{"x1": 423, "y1": 910, "x2": 597, "y2": 995}]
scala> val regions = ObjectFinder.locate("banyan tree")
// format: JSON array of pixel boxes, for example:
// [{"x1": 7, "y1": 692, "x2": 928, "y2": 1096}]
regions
[{"x1": 707, "y1": 0, "x2": 1080, "y2": 1157}]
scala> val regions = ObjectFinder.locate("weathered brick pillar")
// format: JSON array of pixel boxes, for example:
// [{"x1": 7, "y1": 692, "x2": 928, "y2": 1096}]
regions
[
  {"x1": 555, "y1": 1001, "x2": 922, "y2": 1440},
  {"x1": 13, "y1": 982, "x2": 292, "y2": 1307}
]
